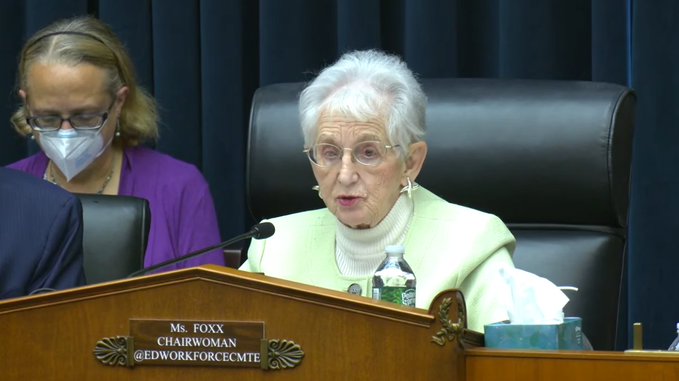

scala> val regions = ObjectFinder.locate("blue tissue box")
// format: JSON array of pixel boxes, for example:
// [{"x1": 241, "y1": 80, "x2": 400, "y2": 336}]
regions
[{"x1": 484, "y1": 317, "x2": 584, "y2": 350}]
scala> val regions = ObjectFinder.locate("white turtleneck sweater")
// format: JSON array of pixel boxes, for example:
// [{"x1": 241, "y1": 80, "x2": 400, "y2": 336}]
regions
[{"x1": 335, "y1": 194, "x2": 413, "y2": 277}]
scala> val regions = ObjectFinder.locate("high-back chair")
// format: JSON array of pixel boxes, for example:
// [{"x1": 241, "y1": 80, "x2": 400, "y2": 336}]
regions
[
  {"x1": 77, "y1": 194, "x2": 151, "y2": 284},
  {"x1": 246, "y1": 78, "x2": 635, "y2": 350}
]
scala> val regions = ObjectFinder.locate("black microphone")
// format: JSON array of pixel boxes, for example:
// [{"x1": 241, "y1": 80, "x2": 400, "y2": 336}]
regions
[{"x1": 127, "y1": 222, "x2": 275, "y2": 277}]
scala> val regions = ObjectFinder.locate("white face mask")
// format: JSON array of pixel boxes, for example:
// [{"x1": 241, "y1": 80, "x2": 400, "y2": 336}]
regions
[{"x1": 39, "y1": 128, "x2": 111, "y2": 181}]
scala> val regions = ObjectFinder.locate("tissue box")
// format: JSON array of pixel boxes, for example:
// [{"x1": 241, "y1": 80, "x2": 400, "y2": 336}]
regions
[{"x1": 484, "y1": 317, "x2": 584, "y2": 350}]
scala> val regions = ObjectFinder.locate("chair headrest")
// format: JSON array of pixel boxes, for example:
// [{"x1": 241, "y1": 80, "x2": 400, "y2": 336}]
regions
[
  {"x1": 76, "y1": 193, "x2": 151, "y2": 284},
  {"x1": 247, "y1": 78, "x2": 635, "y2": 227}
]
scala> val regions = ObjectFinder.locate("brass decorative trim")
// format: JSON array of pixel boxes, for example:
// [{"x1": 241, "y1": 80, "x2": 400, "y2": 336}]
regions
[
  {"x1": 266, "y1": 339, "x2": 304, "y2": 370},
  {"x1": 94, "y1": 336, "x2": 134, "y2": 367},
  {"x1": 431, "y1": 297, "x2": 463, "y2": 346}
]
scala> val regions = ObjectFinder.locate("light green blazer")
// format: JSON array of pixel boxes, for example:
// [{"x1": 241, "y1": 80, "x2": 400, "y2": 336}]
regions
[{"x1": 240, "y1": 187, "x2": 516, "y2": 332}]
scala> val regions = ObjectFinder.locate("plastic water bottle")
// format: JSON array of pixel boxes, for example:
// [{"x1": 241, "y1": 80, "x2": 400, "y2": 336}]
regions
[
  {"x1": 668, "y1": 322, "x2": 679, "y2": 351},
  {"x1": 371, "y1": 245, "x2": 416, "y2": 307}
]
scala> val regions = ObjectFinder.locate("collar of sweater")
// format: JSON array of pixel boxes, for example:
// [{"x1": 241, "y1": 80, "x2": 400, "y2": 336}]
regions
[{"x1": 335, "y1": 193, "x2": 414, "y2": 277}]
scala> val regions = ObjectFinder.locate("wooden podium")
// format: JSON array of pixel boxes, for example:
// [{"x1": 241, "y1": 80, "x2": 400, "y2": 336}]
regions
[
  {"x1": 0, "y1": 265, "x2": 476, "y2": 380},
  {"x1": 3, "y1": 265, "x2": 679, "y2": 380}
]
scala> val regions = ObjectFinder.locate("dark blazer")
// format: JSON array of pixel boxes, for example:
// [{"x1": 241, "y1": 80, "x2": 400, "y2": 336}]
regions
[{"x1": 0, "y1": 167, "x2": 85, "y2": 299}]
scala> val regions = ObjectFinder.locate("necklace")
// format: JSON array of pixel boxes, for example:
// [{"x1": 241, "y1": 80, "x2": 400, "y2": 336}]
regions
[{"x1": 46, "y1": 162, "x2": 114, "y2": 195}]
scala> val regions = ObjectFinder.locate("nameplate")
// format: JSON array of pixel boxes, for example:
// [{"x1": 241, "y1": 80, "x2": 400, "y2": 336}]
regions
[
  {"x1": 130, "y1": 319, "x2": 263, "y2": 367},
  {"x1": 94, "y1": 319, "x2": 304, "y2": 370}
]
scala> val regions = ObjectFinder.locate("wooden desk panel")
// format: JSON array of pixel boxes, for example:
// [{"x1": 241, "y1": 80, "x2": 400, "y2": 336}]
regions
[
  {"x1": 466, "y1": 348, "x2": 679, "y2": 381},
  {"x1": 0, "y1": 266, "x2": 467, "y2": 381}
]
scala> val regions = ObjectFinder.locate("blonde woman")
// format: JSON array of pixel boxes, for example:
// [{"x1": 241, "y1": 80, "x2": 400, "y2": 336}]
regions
[{"x1": 8, "y1": 16, "x2": 223, "y2": 270}]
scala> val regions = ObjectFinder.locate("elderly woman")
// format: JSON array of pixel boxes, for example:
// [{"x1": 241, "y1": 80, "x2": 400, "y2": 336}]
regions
[
  {"x1": 240, "y1": 50, "x2": 516, "y2": 332},
  {"x1": 7, "y1": 16, "x2": 223, "y2": 270}
]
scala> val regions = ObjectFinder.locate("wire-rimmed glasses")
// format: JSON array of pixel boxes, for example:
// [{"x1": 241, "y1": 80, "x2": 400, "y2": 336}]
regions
[{"x1": 304, "y1": 141, "x2": 400, "y2": 167}]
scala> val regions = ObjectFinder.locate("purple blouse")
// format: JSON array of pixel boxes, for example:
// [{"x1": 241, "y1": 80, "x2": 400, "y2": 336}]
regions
[{"x1": 7, "y1": 147, "x2": 224, "y2": 270}]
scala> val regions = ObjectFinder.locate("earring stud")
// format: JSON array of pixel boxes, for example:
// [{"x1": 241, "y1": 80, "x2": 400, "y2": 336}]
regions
[{"x1": 312, "y1": 185, "x2": 323, "y2": 199}]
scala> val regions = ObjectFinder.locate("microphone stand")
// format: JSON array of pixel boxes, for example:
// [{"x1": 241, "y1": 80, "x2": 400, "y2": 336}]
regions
[{"x1": 128, "y1": 226, "x2": 263, "y2": 278}]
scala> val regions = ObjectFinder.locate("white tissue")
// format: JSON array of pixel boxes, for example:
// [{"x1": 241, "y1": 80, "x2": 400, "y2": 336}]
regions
[{"x1": 500, "y1": 268, "x2": 570, "y2": 324}]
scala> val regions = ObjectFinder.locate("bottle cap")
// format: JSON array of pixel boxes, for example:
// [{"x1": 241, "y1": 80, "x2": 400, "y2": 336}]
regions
[{"x1": 385, "y1": 245, "x2": 404, "y2": 255}]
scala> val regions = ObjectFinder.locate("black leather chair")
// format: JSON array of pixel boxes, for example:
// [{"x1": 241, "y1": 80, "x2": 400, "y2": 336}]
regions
[
  {"x1": 76, "y1": 194, "x2": 151, "y2": 284},
  {"x1": 246, "y1": 78, "x2": 635, "y2": 350}
]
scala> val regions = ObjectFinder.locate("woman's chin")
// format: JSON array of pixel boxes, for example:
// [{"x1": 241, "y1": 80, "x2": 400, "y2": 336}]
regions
[{"x1": 337, "y1": 215, "x2": 372, "y2": 230}]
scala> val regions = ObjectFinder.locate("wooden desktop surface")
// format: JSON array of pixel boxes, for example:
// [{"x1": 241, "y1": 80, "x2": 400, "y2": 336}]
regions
[{"x1": 465, "y1": 347, "x2": 679, "y2": 381}]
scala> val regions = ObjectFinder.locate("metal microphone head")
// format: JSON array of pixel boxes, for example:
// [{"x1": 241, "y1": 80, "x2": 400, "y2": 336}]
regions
[{"x1": 252, "y1": 222, "x2": 275, "y2": 239}]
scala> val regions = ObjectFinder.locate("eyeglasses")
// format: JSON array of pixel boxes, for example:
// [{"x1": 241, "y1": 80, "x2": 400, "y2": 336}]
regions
[
  {"x1": 26, "y1": 101, "x2": 114, "y2": 132},
  {"x1": 304, "y1": 141, "x2": 399, "y2": 167}
]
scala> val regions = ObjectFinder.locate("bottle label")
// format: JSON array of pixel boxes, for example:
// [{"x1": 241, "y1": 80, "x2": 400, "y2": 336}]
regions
[
  {"x1": 402, "y1": 288, "x2": 416, "y2": 307},
  {"x1": 373, "y1": 287, "x2": 416, "y2": 307}
]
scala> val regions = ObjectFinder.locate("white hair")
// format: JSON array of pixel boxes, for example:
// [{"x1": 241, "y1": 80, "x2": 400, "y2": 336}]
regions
[{"x1": 299, "y1": 50, "x2": 427, "y2": 157}]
